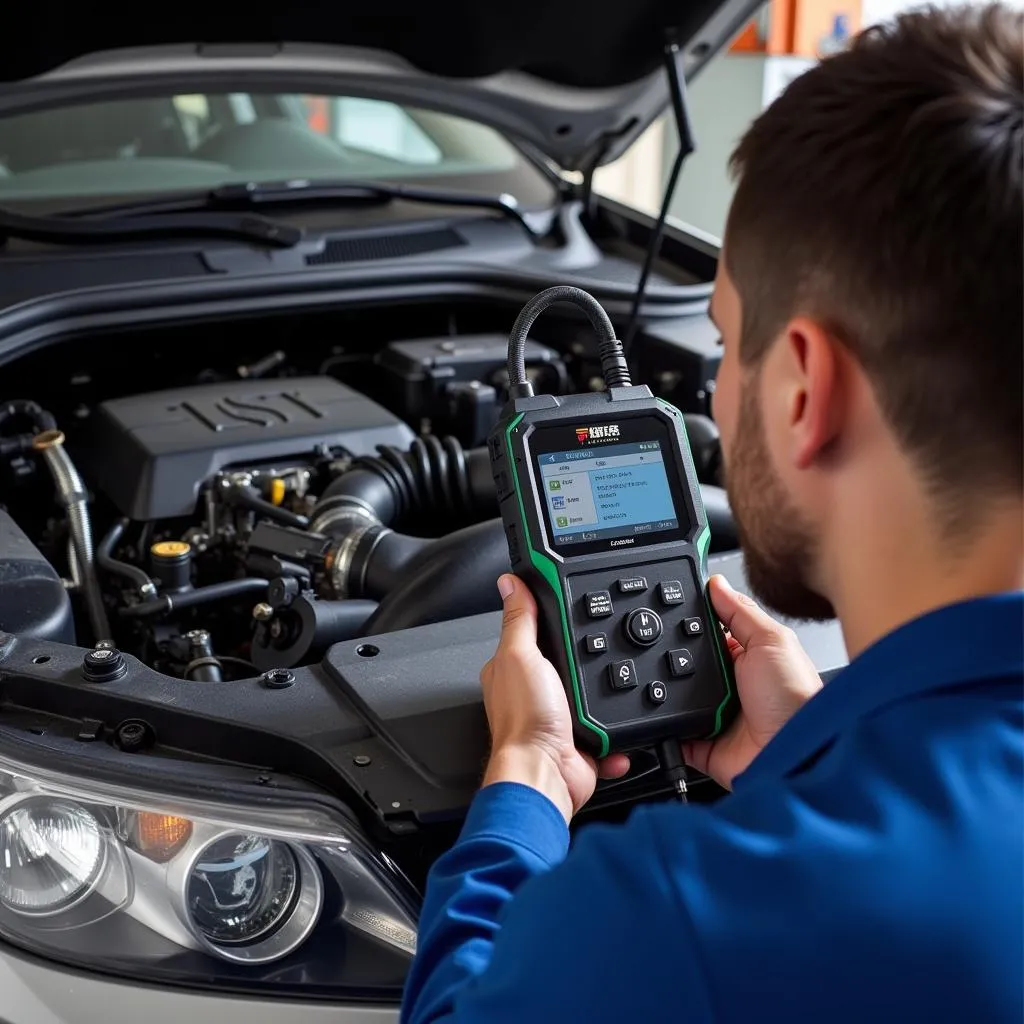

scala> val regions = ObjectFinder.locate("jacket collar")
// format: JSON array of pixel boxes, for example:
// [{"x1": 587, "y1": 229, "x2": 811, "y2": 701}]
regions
[{"x1": 735, "y1": 591, "x2": 1024, "y2": 788}]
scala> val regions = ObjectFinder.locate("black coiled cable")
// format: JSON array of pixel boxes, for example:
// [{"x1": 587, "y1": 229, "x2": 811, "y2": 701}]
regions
[{"x1": 506, "y1": 286, "x2": 632, "y2": 397}]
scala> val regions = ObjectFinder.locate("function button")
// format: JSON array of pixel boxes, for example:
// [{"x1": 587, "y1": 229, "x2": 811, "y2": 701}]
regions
[
  {"x1": 646, "y1": 681, "x2": 668, "y2": 705},
  {"x1": 585, "y1": 591, "x2": 614, "y2": 618},
  {"x1": 617, "y1": 576, "x2": 648, "y2": 594},
  {"x1": 682, "y1": 617, "x2": 704, "y2": 637},
  {"x1": 624, "y1": 607, "x2": 663, "y2": 647},
  {"x1": 659, "y1": 580, "x2": 685, "y2": 606},
  {"x1": 609, "y1": 659, "x2": 638, "y2": 691},
  {"x1": 585, "y1": 633, "x2": 608, "y2": 654},
  {"x1": 668, "y1": 648, "x2": 696, "y2": 677}
]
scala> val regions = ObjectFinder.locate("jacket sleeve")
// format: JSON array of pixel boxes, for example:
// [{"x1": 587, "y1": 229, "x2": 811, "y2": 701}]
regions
[{"x1": 400, "y1": 782, "x2": 716, "y2": 1024}]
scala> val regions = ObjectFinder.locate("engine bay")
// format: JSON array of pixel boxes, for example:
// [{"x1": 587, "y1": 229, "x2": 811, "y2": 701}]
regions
[
  {"x1": 0, "y1": 301, "x2": 734, "y2": 686},
  {"x1": 0, "y1": 298, "x2": 850, "y2": 993}
]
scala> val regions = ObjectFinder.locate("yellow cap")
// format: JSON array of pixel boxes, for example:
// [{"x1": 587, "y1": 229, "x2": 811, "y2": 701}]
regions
[
  {"x1": 150, "y1": 540, "x2": 191, "y2": 559},
  {"x1": 269, "y1": 478, "x2": 286, "y2": 506}
]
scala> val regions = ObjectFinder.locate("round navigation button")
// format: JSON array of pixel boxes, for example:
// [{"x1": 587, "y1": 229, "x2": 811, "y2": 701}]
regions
[{"x1": 624, "y1": 607, "x2": 663, "y2": 647}]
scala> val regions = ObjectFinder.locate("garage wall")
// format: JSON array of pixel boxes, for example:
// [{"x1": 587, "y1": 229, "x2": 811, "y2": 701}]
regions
[{"x1": 595, "y1": 0, "x2": 1021, "y2": 240}]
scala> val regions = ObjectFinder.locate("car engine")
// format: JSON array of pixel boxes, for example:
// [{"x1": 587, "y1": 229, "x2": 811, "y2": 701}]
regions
[{"x1": 0, "y1": 318, "x2": 733, "y2": 683}]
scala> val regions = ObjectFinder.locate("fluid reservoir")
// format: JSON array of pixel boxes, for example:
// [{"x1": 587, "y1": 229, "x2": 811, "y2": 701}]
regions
[{"x1": 150, "y1": 540, "x2": 193, "y2": 593}]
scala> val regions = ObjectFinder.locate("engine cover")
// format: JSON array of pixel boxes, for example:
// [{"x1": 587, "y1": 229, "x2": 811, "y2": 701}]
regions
[{"x1": 83, "y1": 376, "x2": 416, "y2": 520}]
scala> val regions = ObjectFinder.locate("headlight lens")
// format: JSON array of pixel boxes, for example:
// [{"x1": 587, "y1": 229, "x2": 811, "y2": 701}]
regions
[
  {"x1": 1, "y1": 799, "x2": 107, "y2": 915},
  {"x1": 0, "y1": 752, "x2": 419, "y2": 999},
  {"x1": 184, "y1": 832, "x2": 321, "y2": 963}
]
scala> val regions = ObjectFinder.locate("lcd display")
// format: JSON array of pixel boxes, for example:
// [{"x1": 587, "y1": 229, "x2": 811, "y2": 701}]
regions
[{"x1": 535, "y1": 436, "x2": 681, "y2": 550}]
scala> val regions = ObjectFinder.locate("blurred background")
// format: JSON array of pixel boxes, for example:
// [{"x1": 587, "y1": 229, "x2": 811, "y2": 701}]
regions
[{"x1": 593, "y1": 0, "x2": 1024, "y2": 239}]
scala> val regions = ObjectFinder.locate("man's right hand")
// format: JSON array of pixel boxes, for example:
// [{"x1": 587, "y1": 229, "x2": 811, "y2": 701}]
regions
[{"x1": 683, "y1": 575, "x2": 823, "y2": 789}]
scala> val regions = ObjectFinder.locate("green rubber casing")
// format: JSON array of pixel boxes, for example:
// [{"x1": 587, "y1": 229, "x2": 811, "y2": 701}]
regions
[{"x1": 487, "y1": 384, "x2": 738, "y2": 758}]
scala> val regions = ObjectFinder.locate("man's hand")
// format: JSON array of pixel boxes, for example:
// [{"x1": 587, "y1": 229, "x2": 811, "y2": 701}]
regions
[
  {"x1": 480, "y1": 575, "x2": 630, "y2": 823},
  {"x1": 683, "y1": 575, "x2": 823, "y2": 789}
]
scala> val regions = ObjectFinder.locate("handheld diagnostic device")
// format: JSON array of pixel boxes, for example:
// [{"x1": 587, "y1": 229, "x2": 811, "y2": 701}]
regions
[{"x1": 489, "y1": 286, "x2": 737, "y2": 797}]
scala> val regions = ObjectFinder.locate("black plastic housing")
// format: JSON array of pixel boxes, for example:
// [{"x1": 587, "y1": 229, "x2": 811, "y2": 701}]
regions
[
  {"x1": 488, "y1": 385, "x2": 737, "y2": 757},
  {"x1": 632, "y1": 316, "x2": 723, "y2": 416},
  {"x1": 0, "y1": 509, "x2": 75, "y2": 644},
  {"x1": 81, "y1": 376, "x2": 416, "y2": 520}
]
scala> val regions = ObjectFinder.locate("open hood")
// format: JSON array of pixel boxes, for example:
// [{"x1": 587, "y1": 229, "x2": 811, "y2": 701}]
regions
[{"x1": 3, "y1": 0, "x2": 761, "y2": 171}]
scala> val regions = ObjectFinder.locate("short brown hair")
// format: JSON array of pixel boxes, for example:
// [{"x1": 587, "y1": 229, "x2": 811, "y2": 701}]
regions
[{"x1": 724, "y1": 3, "x2": 1023, "y2": 519}]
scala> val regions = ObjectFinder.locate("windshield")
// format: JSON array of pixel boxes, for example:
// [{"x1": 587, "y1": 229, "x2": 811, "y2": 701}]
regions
[{"x1": 0, "y1": 92, "x2": 556, "y2": 208}]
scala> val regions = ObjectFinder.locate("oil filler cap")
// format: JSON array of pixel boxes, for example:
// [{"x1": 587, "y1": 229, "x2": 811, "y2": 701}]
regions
[{"x1": 83, "y1": 647, "x2": 127, "y2": 682}]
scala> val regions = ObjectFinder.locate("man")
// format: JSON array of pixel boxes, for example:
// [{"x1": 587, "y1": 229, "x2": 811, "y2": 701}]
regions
[{"x1": 401, "y1": 5, "x2": 1023, "y2": 1022}]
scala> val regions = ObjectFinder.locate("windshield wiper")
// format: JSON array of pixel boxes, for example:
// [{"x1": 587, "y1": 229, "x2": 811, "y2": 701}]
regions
[
  {"x1": 0, "y1": 206, "x2": 302, "y2": 249},
  {"x1": 59, "y1": 179, "x2": 539, "y2": 237}
]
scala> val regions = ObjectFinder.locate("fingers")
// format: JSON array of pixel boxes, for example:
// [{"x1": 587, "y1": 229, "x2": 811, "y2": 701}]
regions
[
  {"x1": 682, "y1": 740, "x2": 711, "y2": 776},
  {"x1": 495, "y1": 574, "x2": 539, "y2": 652},
  {"x1": 598, "y1": 753, "x2": 631, "y2": 780},
  {"x1": 709, "y1": 575, "x2": 790, "y2": 650}
]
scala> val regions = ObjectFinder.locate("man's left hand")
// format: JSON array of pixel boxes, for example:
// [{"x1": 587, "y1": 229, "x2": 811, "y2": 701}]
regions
[{"x1": 480, "y1": 574, "x2": 631, "y2": 823}]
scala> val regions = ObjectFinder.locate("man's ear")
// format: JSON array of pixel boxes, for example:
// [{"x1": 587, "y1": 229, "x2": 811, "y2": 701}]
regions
[{"x1": 780, "y1": 317, "x2": 845, "y2": 471}]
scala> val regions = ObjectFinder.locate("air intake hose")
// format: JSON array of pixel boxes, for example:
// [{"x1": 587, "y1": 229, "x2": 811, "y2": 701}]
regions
[
  {"x1": 312, "y1": 435, "x2": 496, "y2": 533},
  {"x1": 361, "y1": 519, "x2": 512, "y2": 634},
  {"x1": 310, "y1": 436, "x2": 497, "y2": 600}
]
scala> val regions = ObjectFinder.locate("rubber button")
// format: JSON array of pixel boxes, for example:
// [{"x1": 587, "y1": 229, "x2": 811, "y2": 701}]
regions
[
  {"x1": 624, "y1": 607, "x2": 663, "y2": 646},
  {"x1": 659, "y1": 580, "x2": 685, "y2": 605},
  {"x1": 609, "y1": 659, "x2": 638, "y2": 690},
  {"x1": 585, "y1": 591, "x2": 614, "y2": 618},
  {"x1": 617, "y1": 577, "x2": 648, "y2": 594},
  {"x1": 647, "y1": 681, "x2": 668, "y2": 704},
  {"x1": 668, "y1": 648, "x2": 696, "y2": 677}
]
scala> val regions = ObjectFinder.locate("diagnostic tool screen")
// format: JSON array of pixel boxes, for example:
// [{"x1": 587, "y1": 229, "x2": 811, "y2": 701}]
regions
[{"x1": 532, "y1": 418, "x2": 688, "y2": 553}]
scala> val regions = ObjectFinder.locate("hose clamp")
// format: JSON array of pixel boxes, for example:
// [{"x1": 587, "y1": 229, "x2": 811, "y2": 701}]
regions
[
  {"x1": 326, "y1": 526, "x2": 372, "y2": 599},
  {"x1": 308, "y1": 499, "x2": 379, "y2": 538}
]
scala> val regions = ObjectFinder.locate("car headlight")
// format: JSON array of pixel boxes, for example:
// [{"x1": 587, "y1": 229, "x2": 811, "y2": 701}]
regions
[{"x1": 0, "y1": 751, "x2": 418, "y2": 998}]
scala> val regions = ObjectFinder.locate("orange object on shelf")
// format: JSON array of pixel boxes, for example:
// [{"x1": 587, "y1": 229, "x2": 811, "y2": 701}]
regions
[{"x1": 729, "y1": 0, "x2": 862, "y2": 56}]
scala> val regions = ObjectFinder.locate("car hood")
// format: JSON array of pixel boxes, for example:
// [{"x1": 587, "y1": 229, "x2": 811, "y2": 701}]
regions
[{"x1": 2, "y1": 0, "x2": 760, "y2": 171}]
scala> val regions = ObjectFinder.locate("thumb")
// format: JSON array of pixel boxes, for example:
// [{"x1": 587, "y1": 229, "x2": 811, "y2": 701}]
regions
[
  {"x1": 496, "y1": 574, "x2": 539, "y2": 652},
  {"x1": 708, "y1": 574, "x2": 788, "y2": 649}
]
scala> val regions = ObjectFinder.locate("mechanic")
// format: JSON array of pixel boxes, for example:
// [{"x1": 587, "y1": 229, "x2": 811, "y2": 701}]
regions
[{"x1": 401, "y1": 5, "x2": 1023, "y2": 1022}]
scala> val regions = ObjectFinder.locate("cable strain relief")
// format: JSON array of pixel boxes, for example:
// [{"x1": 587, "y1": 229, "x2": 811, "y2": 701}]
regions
[
  {"x1": 509, "y1": 381, "x2": 535, "y2": 399},
  {"x1": 598, "y1": 337, "x2": 632, "y2": 390},
  {"x1": 657, "y1": 736, "x2": 687, "y2": 781}
]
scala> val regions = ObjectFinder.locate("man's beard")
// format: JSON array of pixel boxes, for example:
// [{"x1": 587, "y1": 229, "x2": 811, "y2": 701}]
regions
[{"x1": 724, "y1": 384, "x2": 836, "y2": 622}]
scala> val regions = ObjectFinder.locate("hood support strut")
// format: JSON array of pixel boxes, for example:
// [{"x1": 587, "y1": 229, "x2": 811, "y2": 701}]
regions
[{"x1": 622, "y1": 34, "x2": 699, "y2": 356}]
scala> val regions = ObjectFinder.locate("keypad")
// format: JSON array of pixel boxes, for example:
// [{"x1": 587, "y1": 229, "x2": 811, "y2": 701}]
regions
[{"x1": 568, "y1": 556, "x2": 722, "y2": 733}]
